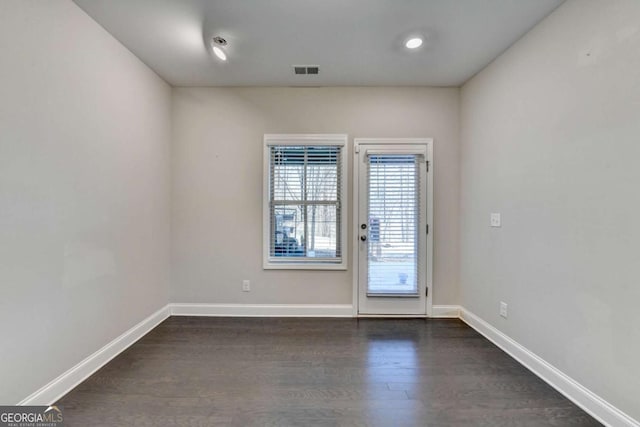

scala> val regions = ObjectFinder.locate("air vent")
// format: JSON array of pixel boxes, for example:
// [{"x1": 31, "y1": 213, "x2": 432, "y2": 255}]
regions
[{"x1": 293, "y1": 65, "x2": 319, "y2": 75}]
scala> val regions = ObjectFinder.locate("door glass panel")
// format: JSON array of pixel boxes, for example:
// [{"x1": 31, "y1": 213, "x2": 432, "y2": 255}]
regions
[{"x1": 367, "y1": 155, "x2": 419, "y2": 295}]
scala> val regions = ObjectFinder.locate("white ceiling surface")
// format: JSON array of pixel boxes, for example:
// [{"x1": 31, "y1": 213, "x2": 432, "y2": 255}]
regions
[{"x1": 73, "y1": 0, "x2": 564, "y2": 87}]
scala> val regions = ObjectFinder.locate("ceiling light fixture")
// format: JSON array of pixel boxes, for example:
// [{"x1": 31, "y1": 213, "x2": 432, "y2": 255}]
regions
[
  {"x1": 405, "y1": 37, "x2": 423, "y2": 49},
  {"x1": 212, "y1": 36, "x2": 228, "y2": 61},
  {"x1": 212, "y1": 46, "x2": 227, "y2": 61}
]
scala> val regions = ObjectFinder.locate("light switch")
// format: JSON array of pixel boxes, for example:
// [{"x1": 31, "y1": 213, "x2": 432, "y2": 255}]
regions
[{"x1": 490, "y1": 213, "x2": 501, "y2": 227}]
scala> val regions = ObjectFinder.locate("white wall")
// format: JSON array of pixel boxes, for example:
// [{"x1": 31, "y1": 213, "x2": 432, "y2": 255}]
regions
[
  {"x1": 0, "y1": 1, "x2": 171, "y2": 404},
  {"x1": 171, "y1": 87, "x2": 460, "y2": 306},
  {"x1": 460, "y1": 0, "x2": 640, "y2": 421}
]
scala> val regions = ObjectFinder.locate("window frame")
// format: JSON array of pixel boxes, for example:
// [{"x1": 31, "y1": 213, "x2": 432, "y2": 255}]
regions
[{"x1": 263, "y1": 134, "x2": 348, "y2": 270}]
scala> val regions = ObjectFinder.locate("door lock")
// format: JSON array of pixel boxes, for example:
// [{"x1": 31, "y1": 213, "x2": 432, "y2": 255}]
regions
[{"x1": 361, "y1": 224, "x2": 367, "y2": 230}]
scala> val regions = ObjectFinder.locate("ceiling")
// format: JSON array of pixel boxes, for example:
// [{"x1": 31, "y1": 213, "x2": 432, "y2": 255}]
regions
[{"x1": 73, "y1": 0, "x2": 565, "y2": 87}]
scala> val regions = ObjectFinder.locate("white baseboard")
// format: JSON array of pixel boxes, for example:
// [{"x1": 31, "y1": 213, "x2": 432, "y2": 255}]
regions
[
  {"x1": 431, "y1": 305, "x2": 461, "y2": 318},
  {"x1": 170, "y1": 303, "x2": 354, "y2": 317},
  {"x1": 18, "y1": 305, "x2": 170, "y2": 406},
  {"x1": 460, "y1": 308, "x2": 639, "y2": 427}
]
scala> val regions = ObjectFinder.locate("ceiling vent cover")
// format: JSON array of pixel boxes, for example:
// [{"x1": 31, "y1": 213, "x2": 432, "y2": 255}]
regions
[{"x1": 293, "y1": 65, "x2": 319, "y2": 75}]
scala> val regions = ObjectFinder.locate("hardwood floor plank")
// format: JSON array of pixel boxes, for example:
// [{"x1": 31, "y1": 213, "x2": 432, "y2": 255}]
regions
[{"x1": 57, "y1": 318, "x2": 601, "y2": 426}]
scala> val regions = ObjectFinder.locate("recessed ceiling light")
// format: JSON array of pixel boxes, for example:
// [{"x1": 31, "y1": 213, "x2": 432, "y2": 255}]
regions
[
  {"x1": 212, "y1": 36, "x2": 228, "y2": 61},
  {"x1": 405, "y1": 37, "x2": 423, "y2": 49},
  {"x1": 212, "y1": 46, "x2": 227, "y2": 61}
]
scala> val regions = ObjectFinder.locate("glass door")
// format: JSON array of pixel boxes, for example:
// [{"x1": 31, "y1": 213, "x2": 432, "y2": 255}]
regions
[{"x1": 356, "y1": 141, "x2": 431, "y2": 315}]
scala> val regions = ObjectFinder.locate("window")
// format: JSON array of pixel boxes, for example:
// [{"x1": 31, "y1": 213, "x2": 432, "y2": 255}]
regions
[{"x1": 263, "y1": 134, "x2": 347, "y2": 269}]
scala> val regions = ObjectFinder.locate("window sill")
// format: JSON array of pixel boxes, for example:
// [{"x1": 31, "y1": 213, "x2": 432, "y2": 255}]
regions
[{"x1": 263, "y1": 261, "x2": 347, "y2": 271}]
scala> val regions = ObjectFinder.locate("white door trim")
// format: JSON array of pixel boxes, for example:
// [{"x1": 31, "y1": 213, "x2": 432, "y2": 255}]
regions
[{"x1": 352, "y1": 138, "x2": 434, "y2": 317}]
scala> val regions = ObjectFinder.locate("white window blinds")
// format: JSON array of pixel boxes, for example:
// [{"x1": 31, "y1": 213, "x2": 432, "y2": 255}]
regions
[
  {"x1": 268, "y1": 144, "x2": 343, "y2": 264},
  {"x1": 367, "y1": 154, "x2": 420, "y2": 295}
]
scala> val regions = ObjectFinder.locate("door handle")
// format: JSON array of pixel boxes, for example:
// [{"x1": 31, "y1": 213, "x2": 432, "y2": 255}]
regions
[{"x1": 360, "y1": 235, "x2": 367, "y2": 241}]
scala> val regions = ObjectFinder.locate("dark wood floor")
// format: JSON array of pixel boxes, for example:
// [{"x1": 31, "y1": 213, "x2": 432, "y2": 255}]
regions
[{"x1": 57, "y1": 317, "x2": 600, "y2": 426}]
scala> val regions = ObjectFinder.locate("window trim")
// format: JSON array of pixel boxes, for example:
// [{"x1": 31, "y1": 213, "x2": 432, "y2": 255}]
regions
[{"x1": 263, "y1": 134, "x2": 348, "y2": 270}]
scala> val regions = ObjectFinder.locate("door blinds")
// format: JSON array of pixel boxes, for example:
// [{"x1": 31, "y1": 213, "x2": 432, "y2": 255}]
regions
[{"x1": 366, "y1": 154, "x2": 420, "y2": 295}]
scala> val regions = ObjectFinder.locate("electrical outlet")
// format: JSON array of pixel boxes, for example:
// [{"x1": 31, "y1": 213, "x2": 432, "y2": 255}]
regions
[
  {"x1": 490, "y1": 213, "x2": 502, "y2": 227},
  {"x1": 242, "y1": 280, "x2": 250, "y2": 292},
  {"x1": 500, "y1": 301, "x2": 508, "y2": 318}
]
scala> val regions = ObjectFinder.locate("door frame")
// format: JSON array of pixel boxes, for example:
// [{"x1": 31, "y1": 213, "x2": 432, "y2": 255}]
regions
[{"x1": 352, "y1": 138, "x2": 434, "y2": 317}]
